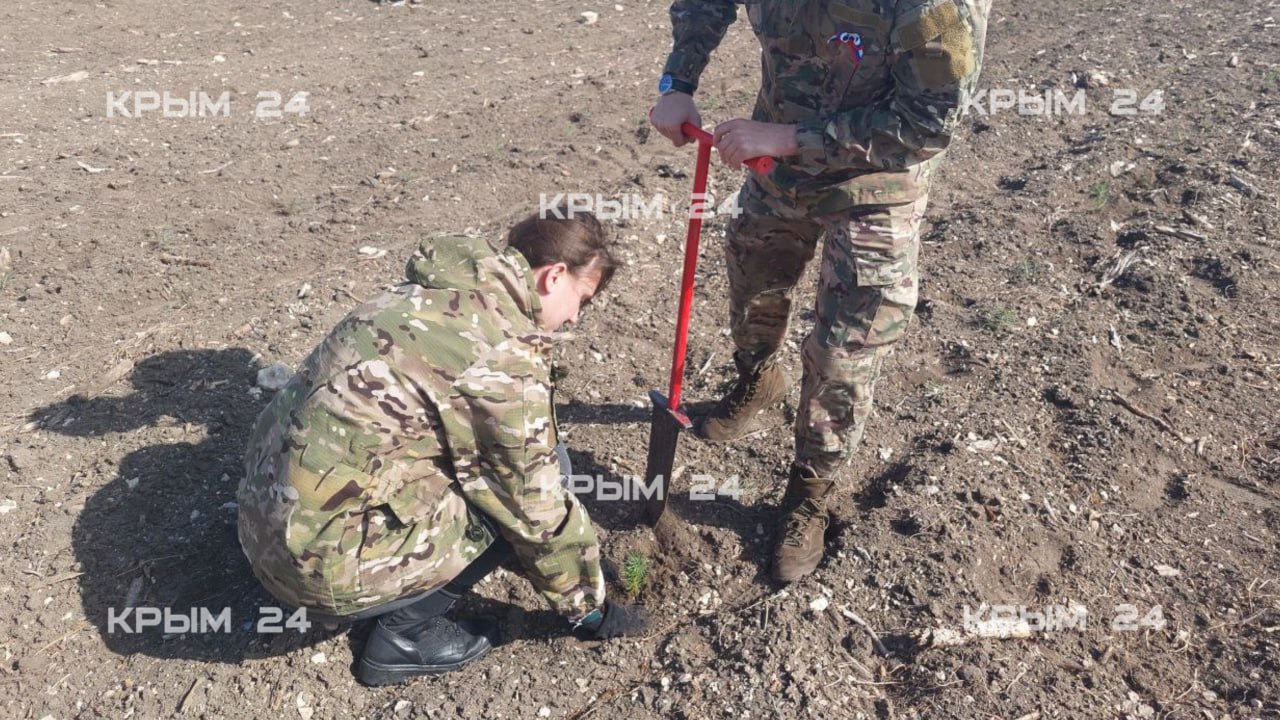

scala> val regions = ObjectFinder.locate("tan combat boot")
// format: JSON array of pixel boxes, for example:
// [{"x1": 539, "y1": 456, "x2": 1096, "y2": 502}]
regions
[
  {"x1": 771, "y1": 463, "x2": 834, "y2": 583},
  {"x1": 696, "y1": 353, "x2": 787, "y2": 442}
]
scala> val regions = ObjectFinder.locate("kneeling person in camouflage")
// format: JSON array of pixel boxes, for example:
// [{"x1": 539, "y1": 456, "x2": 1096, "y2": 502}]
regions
[
  {"x1": 237, "y1": 210, "x2": 644, "y2": 686},
  {"x1": 651, "y1": 0, "x2": 990, "y2": 582}
]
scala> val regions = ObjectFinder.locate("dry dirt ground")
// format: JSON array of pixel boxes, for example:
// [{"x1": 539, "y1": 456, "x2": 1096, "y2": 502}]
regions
[{"x1": 2, "y1": 0, "x2": 1279, "y2": 718}]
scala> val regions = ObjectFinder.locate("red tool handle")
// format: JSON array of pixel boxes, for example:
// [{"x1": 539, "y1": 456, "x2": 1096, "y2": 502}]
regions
[
  {"x1": 665, "y1": 138, "x2": 713, "y2": 409},
  {"x1": 679, "y1": 122, "x2": 775, "y2": 175},
  {"x1": 659, "y1": 118, "x2": 775, "y2": 409}
]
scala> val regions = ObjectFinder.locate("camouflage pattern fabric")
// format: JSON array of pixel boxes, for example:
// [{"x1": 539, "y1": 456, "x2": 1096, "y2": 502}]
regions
[
  {"x1": 726, "y1": 177, "x2": 929, "y2": 475},
  {"x1": 664, "y1": 0, "x2": 989, "y2": 206},
  {"x1": 237, "y1": 235, "x2": 605, "y2": 620},
  {"x1": 664, "y1": 0, "x2": 988, "y2": 474}
]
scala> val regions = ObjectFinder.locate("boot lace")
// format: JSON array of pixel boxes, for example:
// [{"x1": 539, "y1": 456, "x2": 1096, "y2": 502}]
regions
[
  {"x1": 722, "y1": 371, "x2": 764, "y2": 414},
  {"x1": 782, "y1": 499, "x2": 824, "y2": 546}
]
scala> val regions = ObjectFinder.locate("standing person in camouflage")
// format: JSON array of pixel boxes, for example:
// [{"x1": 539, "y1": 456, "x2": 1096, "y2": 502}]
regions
[
  {"x1": 237, "y1": 209, "x2": 645, "y2": 686},
  {"x1": 650, "y1": 0, "x2": 990, "y2": 582}
]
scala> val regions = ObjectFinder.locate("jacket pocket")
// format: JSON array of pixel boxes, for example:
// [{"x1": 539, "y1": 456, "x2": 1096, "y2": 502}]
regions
[
  {"x1": 281, "y1": 460, "x2": 374, "y2": 556},
  {"x1": 356, "y1": 486, "x2": 488, "y2": 599},
  {"x1": 829, "y1": 2, "x2": 890, "y2": 33},
  {"x1": 371, "y1": 458, "x2": 454, "y2": 525}
]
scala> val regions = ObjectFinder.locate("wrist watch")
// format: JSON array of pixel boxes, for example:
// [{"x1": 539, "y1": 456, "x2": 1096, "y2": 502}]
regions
[{"x1": 658, "y1": 73, "x2": 696, "y2": 96}]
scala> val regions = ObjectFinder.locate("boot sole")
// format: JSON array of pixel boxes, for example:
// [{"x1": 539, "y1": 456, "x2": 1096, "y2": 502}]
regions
[{"x1": 356, "y1": 642, "x2": 492, "y2": 686}]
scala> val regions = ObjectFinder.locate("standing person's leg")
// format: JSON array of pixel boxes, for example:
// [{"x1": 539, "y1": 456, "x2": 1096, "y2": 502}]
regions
[
  {"x1": 772, "y1": 195, "x2": 929, "y2": 582},
  {"x1": 698, "y1": 177, "x2": 824, "y2": 442}
]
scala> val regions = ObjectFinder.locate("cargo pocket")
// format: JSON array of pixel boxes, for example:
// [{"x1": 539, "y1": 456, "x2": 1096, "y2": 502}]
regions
[
  {"x1": 851, "y1": 245, "x2": 915, "y2": 287},
  {"x1": 373, "y1": 462, "x2": 454, "y2": 526},
  {"x1": 355, "y1": 465, "x2": 458, "y2": 596},
  {"x1": 815, "y1": 216, "x2": 919, "y2": 350}
]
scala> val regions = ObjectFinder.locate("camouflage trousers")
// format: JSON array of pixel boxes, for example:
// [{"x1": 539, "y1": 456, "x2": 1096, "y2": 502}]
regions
[
  {"x1": 241, "y1": 443, "x2": 575, "y2": 619},
  {"x1": 725, "y1": 175, "x2": 928, "y2": 476}
]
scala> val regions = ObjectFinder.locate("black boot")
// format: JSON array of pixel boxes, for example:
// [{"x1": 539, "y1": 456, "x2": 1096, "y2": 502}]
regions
[
  {"x1": 357, "y1": 586, "x2": 499, "y2": 686},
  {"x1": 357, "y1": 537, "x2": 512, "y2": 686}
]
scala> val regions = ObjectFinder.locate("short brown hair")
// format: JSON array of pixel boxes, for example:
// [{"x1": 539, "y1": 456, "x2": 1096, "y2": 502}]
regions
[{"x1": 506, "y1": 207, "x2": 617, "y2": 294}]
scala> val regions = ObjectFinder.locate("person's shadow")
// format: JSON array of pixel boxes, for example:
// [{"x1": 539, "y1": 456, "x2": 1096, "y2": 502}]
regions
[
  {"x1": 37, "y1": 349, "x2": 775, "y2": 666},
  {"x1": 30, "y1": 348, "x2": 338, "y2": 663}
]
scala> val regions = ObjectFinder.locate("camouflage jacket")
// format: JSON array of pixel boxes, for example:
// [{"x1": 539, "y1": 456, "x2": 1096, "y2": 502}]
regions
[
  {"x1": 663, "y1": 0, "x2": 990, "y2": 209},
  {"x1": 237, "y1": 236, "x2": 605, "y2": 620}
]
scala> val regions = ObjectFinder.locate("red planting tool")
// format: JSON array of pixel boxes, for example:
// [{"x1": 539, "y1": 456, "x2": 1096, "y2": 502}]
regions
[{"x1": 641, "y1": 121, "x2": 774, "y2": 526}]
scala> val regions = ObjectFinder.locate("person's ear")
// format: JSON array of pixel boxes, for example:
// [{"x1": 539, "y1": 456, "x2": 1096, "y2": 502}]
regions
[{"x1": 537, "y1": 262, "x2": 569, "y2": 295}]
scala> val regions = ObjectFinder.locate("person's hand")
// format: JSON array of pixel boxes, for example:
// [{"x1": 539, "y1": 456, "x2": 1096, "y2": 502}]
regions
[
  {"x1": 575, "y1": 600, "x2": 649, "y2": 639},
  {"x1": 712, "y1": 119, "x2": 799, "y2": 168},
  {"x1": 650, "y1": 92, "x2": 701, "y2": 148}
]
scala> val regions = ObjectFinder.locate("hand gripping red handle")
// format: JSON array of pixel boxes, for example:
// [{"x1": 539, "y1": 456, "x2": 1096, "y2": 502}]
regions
[{"x1": 678, "y1": 122, "x2": 775, "y2": 175}]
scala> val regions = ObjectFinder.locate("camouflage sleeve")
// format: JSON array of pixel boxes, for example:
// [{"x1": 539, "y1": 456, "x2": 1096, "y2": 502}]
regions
[
  {"x1": 793, "y1": 0, "x2": 989, "y2": 171},
  {"x1": 661, "y1": 0, "x2": 740, "y2": 91},
  {"x1": 447, "y1": 354, "x2": 606, "y2": 622}
]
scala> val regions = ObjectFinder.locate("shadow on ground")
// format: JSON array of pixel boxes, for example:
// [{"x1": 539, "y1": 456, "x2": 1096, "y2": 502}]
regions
[{"x1": 32, "y1": 348, "x2": 339, "y2": 663}]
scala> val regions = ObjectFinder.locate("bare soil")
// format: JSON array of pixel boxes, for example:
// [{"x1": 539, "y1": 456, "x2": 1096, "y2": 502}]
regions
[{"x1": 2, "y1": 1, "x2": 1278, "y2": 718}]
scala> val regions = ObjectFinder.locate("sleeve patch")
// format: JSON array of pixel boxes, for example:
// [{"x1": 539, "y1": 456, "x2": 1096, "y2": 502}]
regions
[
  {"x1": 901, "y1": 3, "x2": 974, "y2": 85},
  {"x1": 896, "y1": 1, "x2": 963, "y2": 50}
]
